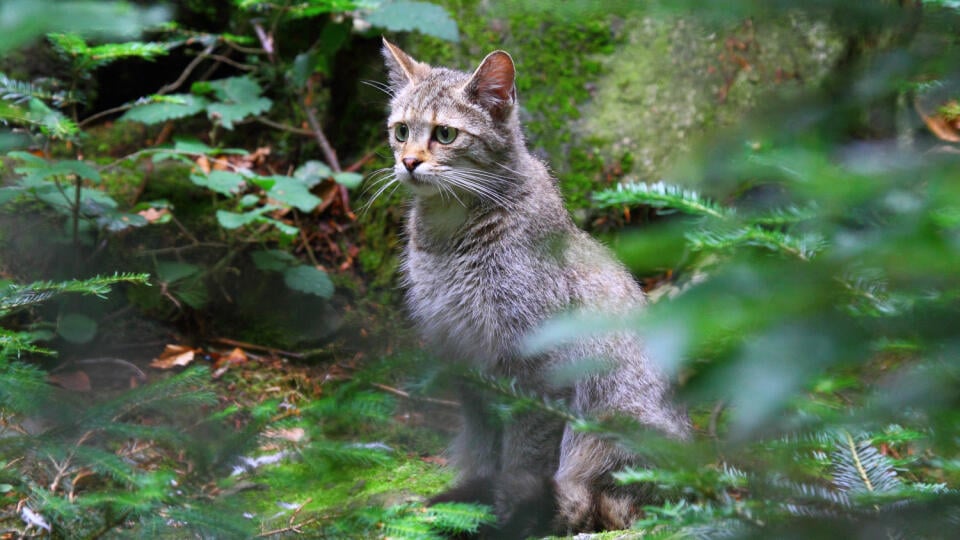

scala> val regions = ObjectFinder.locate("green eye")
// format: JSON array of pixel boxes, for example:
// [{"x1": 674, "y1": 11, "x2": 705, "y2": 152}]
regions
[
  {"x1": 433, "y1": 125, "x2": 458, "y2": 144},
  {"x1": 394, "y1": 123, "x2": 409, "y2": 142}
]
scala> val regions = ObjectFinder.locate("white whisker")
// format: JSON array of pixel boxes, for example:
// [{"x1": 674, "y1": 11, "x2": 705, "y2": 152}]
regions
[{"x1": 360, "y1": 79, "x2": 396, "y2": 98}]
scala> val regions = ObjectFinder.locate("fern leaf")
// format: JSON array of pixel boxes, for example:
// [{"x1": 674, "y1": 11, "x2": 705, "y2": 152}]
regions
[
  {"x1": 750, "y1": 204, "x2": 820, "y2": 226},
  {"x1": 0, "y1": 273, "x2": 150, "y2": 315},
  {"x1": 838, "y1": 270, "x2": 908, "y2": 317},
  {"x1": 0, "y1": 73, "x2": 73, "y2": 106},
  {"x1": 49, "y1": 33, "x2": 169, "y2": 70},
  {"x1": 305, "y1": 439, "x2": 393, "y2": 468},
  {"x1": 832, "y1": 431, "x2": 901, "y2": 496},
  {"x1": 594, "y1": 181, "x2": 732, "y2": 219},
  {"x1": 685, "y1": 225, "x2": 826, "y2": 260},
  {"x1": 427, "y1": 502, "x2": 496, "y2": 534},
  {"x1": 0, "y1": 98, "x2": 78, "y2": 138}
]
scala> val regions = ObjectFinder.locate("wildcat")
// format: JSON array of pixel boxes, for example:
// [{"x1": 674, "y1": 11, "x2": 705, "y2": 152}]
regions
[{"x1": 378, "y1": 38, "x2": 690, "y2": 537}]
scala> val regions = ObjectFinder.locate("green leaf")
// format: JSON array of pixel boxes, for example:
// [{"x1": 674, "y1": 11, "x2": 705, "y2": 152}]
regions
[
  {"x1": 263, "y1": 175, "x2": 321, "y2": 212},
  {"x1": 58, "y1": 313, "x2": 97, "y2": 344},
  {"x1": 172, "y1": 137, "x2": 247, "y2": 156},
  {"x1": 120, "y1": 94, "x2": 210, "y2": 124},
  {"x1": 283, "y1": 265, "x2": 334, "y2": 298},
  {"x1": 366, "y1": 1, "x2": 460, "y2": 42},
  {"x1": 204, "y1": 76, "x2": 272, "y2": 129},
  {"x1": 294, "y1": 160, "x2": 333, "y2": 187},
  {"x1": 95, "y1": 209, "x2": 148, "y2": 232},
  {"x1": 11, "y1": 155, "x2": 100, "y2": 182},
  {"x1": 251, "y1": 249, "x2": 298, "y2": 271},
  {"x1": 333, "y1": 171, "x2": 363, "y2": 189},
  {"x1": 155, "y1": 261, "x2": 200, "y2": 284},
  {"x1": 190, "y1": 171, "x2": 246, "y2": 196},
  {"x1": 216, "y1": 209, "x2": 261, "y2": 229}
]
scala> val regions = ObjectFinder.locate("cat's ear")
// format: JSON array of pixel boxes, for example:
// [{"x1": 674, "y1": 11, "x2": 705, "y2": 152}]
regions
[
  {"x1": 382, "y1": 38, "x2": 429, "y2": 89},
  {"x1": 465, "y1": 51, "x2": 517, "y2": 121}
]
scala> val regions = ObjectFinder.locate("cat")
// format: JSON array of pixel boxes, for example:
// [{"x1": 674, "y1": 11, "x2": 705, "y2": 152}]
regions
[{"x1": 378, "y1": 38, "x2": 691, "y2": 537}]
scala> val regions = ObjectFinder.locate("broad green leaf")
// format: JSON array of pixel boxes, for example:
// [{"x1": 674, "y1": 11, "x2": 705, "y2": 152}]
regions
[
  {"x1": 172, "y1": 138, "x2": 248, "y2": 156},
  {"x1": 155, "y1": 261, "x2": 200, "y2": 284},
  {"x1": 11, "y1": 156, "x2": 101, "y2": 182},
  {"x1": 239, "y1": 194, "x2": 260, "y2": 208},
  {"x1": 333, "y1": 171, "x2": 363, "y2": 189},
  {"x1": 58, "y1": 313, "x2": 97, "y2": 344},
  {"x1": 263, "y1": 175, "x2": 322, "y2": 212},
  {"x1": 294, "y1": 160, "x2": 332, "y2": 187},
  {"x1": 283, "y1": 265, "x2": 334, "y2": 299},
  {"x1": 264, "y1": 217, "x2": 299, "y2": 236},
  {"x1": 204, "y1": 76, "x2": 272, "y2": 129},
  {"x1": 366, "y1": 0, "x2": 460, "y2": 42},
  {"x1": 120, "y1": 94, "x2": 209, "y2": 124},
  {"x1": 190, "y1": 171, "x2": 246, "y2": 196},
  {"x1": 207, "y1": 98, "x2": 272, "y2": 130},
  {"x1": 0, "y1": 186, "x2": 23, "y2": 205},
  {"x1": 251, "y1": 249, "x2": 298, "y2": 271},
  {"x1": 95, "y1": 209, "x2": 148, "y2": 232},
  {"x1": 216, "y1": 209, "x2": 261, "y2": 229},
  {"x1": 206, "y1": 76, "x2": 262, "y2": 103}
]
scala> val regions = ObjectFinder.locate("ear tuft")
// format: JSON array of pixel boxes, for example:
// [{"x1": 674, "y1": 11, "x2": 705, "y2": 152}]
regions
[
  {"x1": 382, "y1": 38, "x2": 430, "y2": 90},
  {"x1": 465, "y1": 51, "x2": 517, "y2": 121}
]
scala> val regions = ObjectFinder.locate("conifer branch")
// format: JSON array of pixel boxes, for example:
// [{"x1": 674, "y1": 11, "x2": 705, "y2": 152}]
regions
[{"x1": 594, "y1": 181, "x2": 732, "y2": 219}]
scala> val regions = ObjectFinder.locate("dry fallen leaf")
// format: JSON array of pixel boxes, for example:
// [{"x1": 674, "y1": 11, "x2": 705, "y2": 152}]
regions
[
  {"x1": 195, "y1": 154, "x2": 211, "y2": 175},
  {"x1": 264, "y1": 427, "x2": 306, "y2": 443},
  {"x1": 150, "y1": 344, "x2": 197, "y2": 369},
  {"x1": 48, "y1": 370, "x2": 92, "y2": 392},
  {"x1": 138, "y1": 207, "x2": 170, "y2": 223}
]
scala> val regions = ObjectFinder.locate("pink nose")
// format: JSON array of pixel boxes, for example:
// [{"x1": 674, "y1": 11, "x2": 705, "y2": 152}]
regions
[{"x1": 402, "y1": 157, "x2": 422, "y2": 172}]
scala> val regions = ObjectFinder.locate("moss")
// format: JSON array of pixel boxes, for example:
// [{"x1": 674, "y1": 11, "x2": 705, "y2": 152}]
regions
[{"x1": 581, "y1": 14, "x2": 844, "y2": 185}]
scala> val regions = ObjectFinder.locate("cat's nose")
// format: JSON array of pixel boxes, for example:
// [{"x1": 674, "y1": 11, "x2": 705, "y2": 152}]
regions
[{"x1": 402, "y1": 157, "x2": 422, "y2": 172}]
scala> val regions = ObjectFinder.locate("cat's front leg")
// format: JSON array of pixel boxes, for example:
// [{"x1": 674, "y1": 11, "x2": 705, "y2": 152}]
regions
[
  {"x1": 491, "y1": 409, "x2": 566, "y2": 538},
  {"x1": 431, "y1": 385, "x2": 500, "y2": 507}
]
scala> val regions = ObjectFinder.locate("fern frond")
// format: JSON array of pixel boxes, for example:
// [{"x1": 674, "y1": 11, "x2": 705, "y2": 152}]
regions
[
  {"x1": 594, "y1": 181, "x2": 732, "y2": 219},
  {"x1": 0, "y1": 329, "x2": 55, "y2": 359},
  {"x1": 685, "y1": 225, "x2": 826, "y2": 260},
  {"x1": 0, "y1": 273, "x2": 150, "y2": 315},
  {"x1": 750, "y1": 204, "x2": 820, "y2": 226},
  {"x1": 0, "y1": 73, "x2": 73, "y2": 106},
  {"x1": 82, "y1": 367, "x2": 214, "y2": 424},
  {"x1": 426, "y1": 502, "x2": 496, "y2": 534},
  {"x1": 305, "y1": 439, "x2": 393, "y2": 468},
  {"x1": 838, "y1": 270, "x2": 908, "y2": 317},
  {"x1": 0, "y1": 99, "x2": 78, "y2": 138},
  {"x1": 832, "y1": 431, "x2": 901, "y2": 496},
  {"x1": 48, "y1": 33, "x2": 170, "y2": 70}
]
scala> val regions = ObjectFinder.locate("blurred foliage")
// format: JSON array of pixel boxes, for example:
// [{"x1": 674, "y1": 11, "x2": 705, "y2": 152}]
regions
[
  {"x1": 514, "y1": 0, "x2": 960, "y2": 537},
  {"x1": 1, "y1": 0, "x2": 960, "y2": 538}
]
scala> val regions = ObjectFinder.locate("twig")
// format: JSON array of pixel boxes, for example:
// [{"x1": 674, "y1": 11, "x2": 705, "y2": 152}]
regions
[
  {"x1": 256, "y1": 518, "x2": 318, "y2": 537},
  {"x1": 210, "y1": 337, "x2": 305, "y2": 359},
  {"x1": 345, "y1": 149, "x2": 380, "y2": 173},
  {"x1": 301, "y1": 93, "x2": 341, "y2": 172},
  {"x1": 206, "y1": 53, "x2": 257, "y2": 71},
  {"x1": 708, "y1": 400, "x2": 726, "y2": 440},
  {"x1": 371, "y1": 382, "x2": 461, "y2": 408},
  {"x1": 156, "y1": 42, "x2": 218, "y2": 95},
  {"x1": 253, "y1": 116, "x2": 314, "y2": 136}
]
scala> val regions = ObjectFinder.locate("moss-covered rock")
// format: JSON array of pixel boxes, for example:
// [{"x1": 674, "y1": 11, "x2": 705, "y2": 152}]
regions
[{"x1": 581, "y1": 14, "x2": 843, "y2": 183}]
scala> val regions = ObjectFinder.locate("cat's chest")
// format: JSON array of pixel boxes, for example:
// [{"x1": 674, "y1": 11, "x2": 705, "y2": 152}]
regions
[{"x1": 402, "y1": 229, "x2": 567, "y2": 364}]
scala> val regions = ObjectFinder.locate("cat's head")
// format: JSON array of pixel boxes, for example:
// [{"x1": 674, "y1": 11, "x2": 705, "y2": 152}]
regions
[{"x1": 380, "y1": 39, "x2": 519, "y2": 203}]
